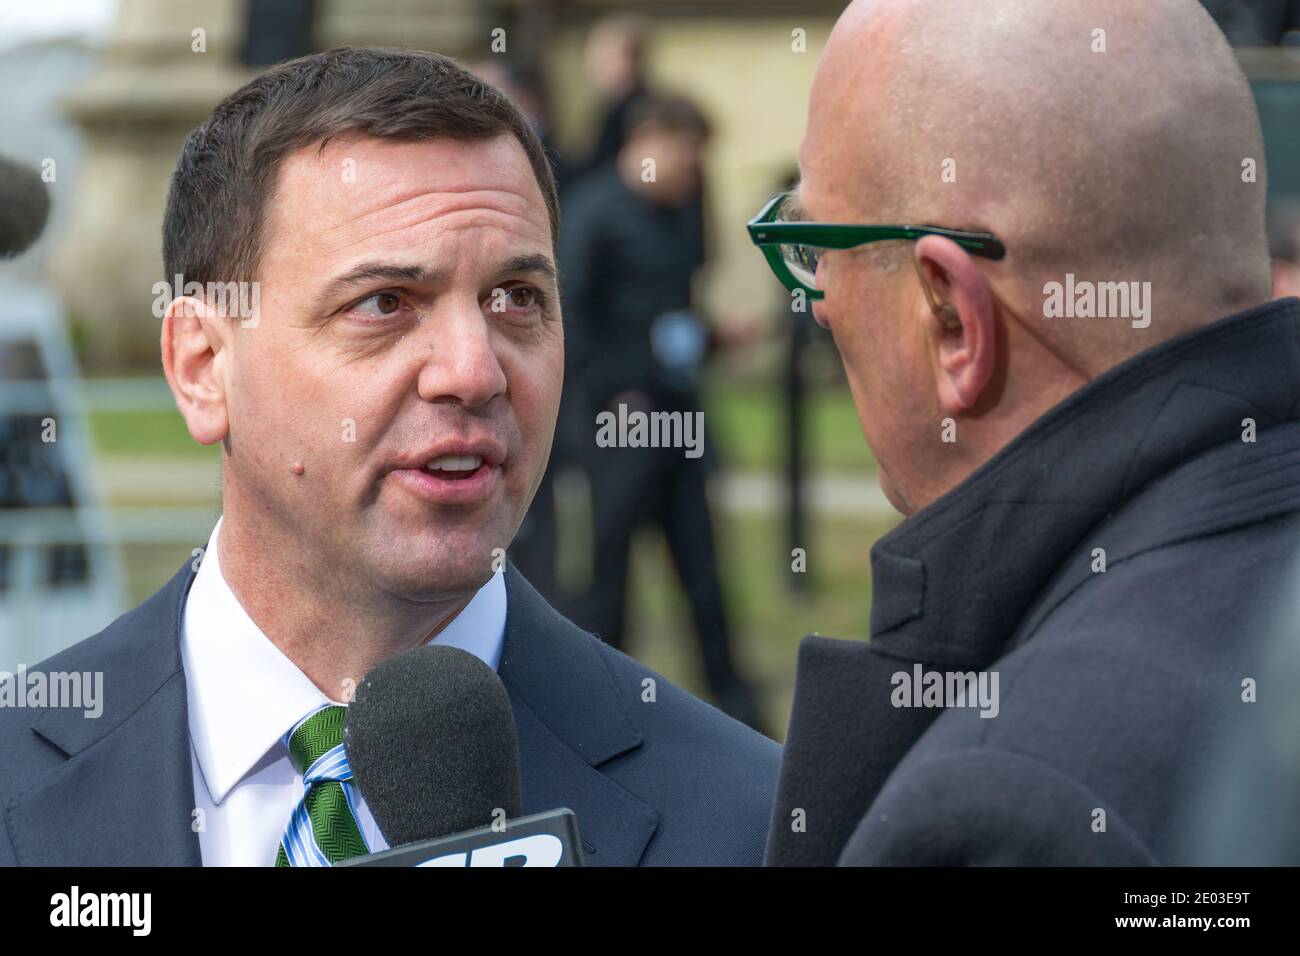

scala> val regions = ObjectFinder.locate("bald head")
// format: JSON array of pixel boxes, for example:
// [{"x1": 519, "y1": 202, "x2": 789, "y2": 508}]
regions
[
  {"x1": 804, "y1": 0, "x2": 1269, "y2": 364},
  {"x1": 797, "y1": 0, "x2": 1273, "y2": 514}
]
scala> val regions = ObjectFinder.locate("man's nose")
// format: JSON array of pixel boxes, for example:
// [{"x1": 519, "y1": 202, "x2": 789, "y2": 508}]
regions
[
  {"x1": 811, "y1": 256, "x2": 831, "y2": 328},
  {"x1": 811, "y1": 298, "x2": 831, "y2": 329},
  {"x1": 415, "y1": 302, "x2": 508, "y2": 408}
]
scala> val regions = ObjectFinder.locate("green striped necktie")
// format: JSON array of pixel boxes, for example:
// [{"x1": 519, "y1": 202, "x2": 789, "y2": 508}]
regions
[{"x1": 275, "y1": 704, "x2": 369, "y2": 867}]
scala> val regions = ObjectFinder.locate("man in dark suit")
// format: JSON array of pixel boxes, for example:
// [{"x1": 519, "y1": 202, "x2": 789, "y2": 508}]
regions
[
  {"x1": 757, "y1": 0, "x2": 1298, "y2": 864},
  {"x1": 559, "y1": 95, "x2": 762, "y2": 731},
  {"x1": 0, "y1": 47, "x2": 777, "y2": 866}
]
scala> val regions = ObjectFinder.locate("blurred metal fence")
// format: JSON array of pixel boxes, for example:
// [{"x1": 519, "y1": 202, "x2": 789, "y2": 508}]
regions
[{"x1": 0, "y1": 281, "x2": 213, "y2": 669}]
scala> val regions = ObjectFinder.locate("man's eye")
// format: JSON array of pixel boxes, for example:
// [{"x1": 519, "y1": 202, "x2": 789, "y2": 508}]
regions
[
  {"x1": 503, "y1": 286, "x2": 541, "y2": 309},
  {"x1": 492, "y1": 285, "x2": 546, "y2": 314},
  {"x1": 356, "y1": 292, "x2": 403, "y2": 316},
  {"x1": 343, "y1": 291, "x2": 413, "y2": 325}
]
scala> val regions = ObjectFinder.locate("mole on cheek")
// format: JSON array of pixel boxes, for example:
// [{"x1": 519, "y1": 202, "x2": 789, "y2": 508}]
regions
[{"x1": 291, "y1": 461, "x2": 305, "y2": 476}]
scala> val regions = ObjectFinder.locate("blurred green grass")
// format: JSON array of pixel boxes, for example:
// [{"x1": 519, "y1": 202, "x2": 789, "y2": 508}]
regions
[
  {"x1": 623, "y1": 508, "x2": 897, "y2": 739},
  {"x1": 705, "y1": 383, "x2": 876, "y2": 471},
  {"x1": 89, "y1": 408, "x2": 218, "y2": 459}
]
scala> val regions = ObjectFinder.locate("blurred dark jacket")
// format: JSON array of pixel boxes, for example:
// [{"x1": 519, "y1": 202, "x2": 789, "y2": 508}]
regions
[
  {"x1": 767, "y1": 297, "x2": 1300, "y2": 865},
  {"x1": 581, "y1": 85, "x2": 646, "y2": 177},
  {"x1": 559, "y1": 164, "x2": 706, "y2": 414}
]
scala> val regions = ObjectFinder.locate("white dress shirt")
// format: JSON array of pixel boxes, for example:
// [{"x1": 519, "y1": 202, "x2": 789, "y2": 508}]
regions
[{"x1": 181, "y1": 517, "x2": 507, "y2": 866}]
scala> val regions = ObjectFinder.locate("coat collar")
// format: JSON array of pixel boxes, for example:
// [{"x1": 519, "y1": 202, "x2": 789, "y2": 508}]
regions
[
  {"x1": 7, "y1": 560, "x2": 657, "y2": 866},
  {"x1": 870, "y1": 297, "x2": 1300, "y2": 670}
]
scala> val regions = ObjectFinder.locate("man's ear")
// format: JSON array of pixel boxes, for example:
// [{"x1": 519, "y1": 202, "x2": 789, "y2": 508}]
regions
[
  {"x1": 161, "y1": 295, "x2": 230, "y2": 446},
  {"x1": 913, "y1": 235, "x2": 996, "y2": 415}
]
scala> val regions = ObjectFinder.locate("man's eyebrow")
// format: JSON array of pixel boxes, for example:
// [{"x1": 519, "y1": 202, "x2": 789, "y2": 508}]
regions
[
  {"x1": 491, "y1": 253, "x2": 557, "y2": 286},
  {"x1": 314, "y1": 262, "x2": 447, "y2": 312}
]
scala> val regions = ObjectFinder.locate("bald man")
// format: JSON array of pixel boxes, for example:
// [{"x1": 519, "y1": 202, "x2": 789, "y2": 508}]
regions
[{"x1": 759, "y1": 0, "x2": 1300, "y2": 865}]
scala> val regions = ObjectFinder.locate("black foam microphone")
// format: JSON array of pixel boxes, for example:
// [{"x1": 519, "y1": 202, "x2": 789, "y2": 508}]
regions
[
  {"x1": 0, "y1": 155, "x2": 51, "y2": 259},
  {"x1": 345, "y1": 644, "x2": 522, "y2": 843},
  {"x1": 341, "y1": 644, "x2": 583, "y2": 866}
]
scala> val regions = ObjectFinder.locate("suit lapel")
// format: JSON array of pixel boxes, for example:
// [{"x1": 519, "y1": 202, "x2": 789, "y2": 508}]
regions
[
  {"x1": 498, "y1": 566, "x2": 659, "y2": 866},
  {"x1": 511, "y1": 695, "x2": 658, "y2": 866},
  {"x1": 4, "y1": 563, "x2": 202, "y2": 866}
]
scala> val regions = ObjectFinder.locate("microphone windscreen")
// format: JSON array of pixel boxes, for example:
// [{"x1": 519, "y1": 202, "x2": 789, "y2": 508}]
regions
[
  {"x1": 0, "y1": 155, "x2": 51, "y2": 258},
  {"x1": 344, "y1": 644, "x2": 522, "y2": 847}
]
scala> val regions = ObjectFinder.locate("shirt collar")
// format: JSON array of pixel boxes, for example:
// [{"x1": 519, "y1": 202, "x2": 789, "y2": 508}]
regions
[
  {"x1": 181, "y1": 517, "x2": 507, "y2": 804},
  {"x1": 868, "y1": 297, "x2": 1300, "y2": 669}
]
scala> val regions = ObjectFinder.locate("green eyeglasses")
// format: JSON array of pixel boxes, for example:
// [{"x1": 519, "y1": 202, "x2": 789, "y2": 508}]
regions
[{"x1": 747, "y1": 191, "x2": 1007, "y2": 301}]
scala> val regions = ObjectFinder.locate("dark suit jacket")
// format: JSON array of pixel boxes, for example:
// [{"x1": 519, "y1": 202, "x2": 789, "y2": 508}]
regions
[
  {"x1": 766, "y1": 297, "x2": 1300, "y2": 866},
  {"x1": 0, "y1": 563, "x2": 778, "y2": 866}
]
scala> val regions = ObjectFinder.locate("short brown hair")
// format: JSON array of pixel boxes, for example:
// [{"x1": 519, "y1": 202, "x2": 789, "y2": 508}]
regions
[
  {"x1": 162, "y1": 46, "x2": 559, "y2": 288},
  {"x1": 624, "y1": 93, "x2": 712, "y2": 142}
]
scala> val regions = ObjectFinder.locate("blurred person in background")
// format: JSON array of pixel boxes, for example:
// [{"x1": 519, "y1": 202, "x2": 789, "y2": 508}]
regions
[
  {"x1": 561, "y1": 93, "x2": 763, "y2": 733},
  {"x1": 578, "y1": 12, "x2": 653, "y2": 177}
]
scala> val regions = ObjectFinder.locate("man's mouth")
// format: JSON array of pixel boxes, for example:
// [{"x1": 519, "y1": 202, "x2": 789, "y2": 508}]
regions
[
  {"x1": 384, "y1": 437, "x2": 507, "y2": 505},
  {"x1": 388, "y1": 447, "x2": 503, "y2": 505},
  {"x1": 422, "y1": 454, "x2": 485, "y2": 480}
]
